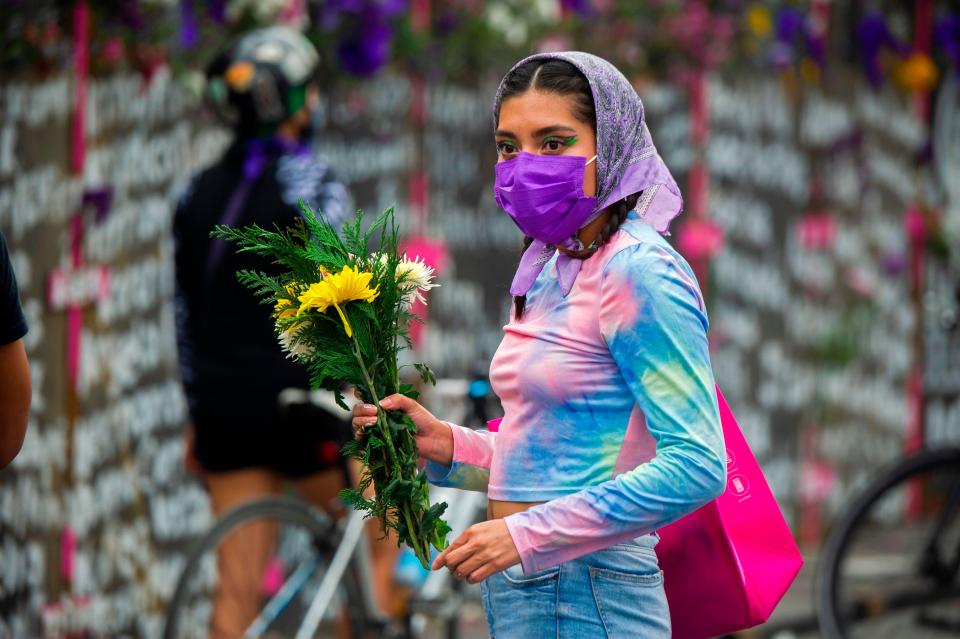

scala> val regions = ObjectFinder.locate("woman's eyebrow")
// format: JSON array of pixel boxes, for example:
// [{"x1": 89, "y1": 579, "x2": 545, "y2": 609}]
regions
[
  {"x1": 532, "y1": 125, "x2": 577, "y2": 138},
  {"x1": 494, "y1": 125, "x2": 578, "y2": 139}
]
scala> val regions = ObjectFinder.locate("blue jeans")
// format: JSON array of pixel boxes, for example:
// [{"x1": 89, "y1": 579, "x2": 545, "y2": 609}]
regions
[{"x1": 480, "y1": 534, "x2": 670, "y2": 638}]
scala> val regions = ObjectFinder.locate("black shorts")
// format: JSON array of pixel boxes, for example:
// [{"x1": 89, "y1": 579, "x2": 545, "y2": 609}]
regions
[{"x1": 192, "y1": 399, "x2": 353, "y2": 478}]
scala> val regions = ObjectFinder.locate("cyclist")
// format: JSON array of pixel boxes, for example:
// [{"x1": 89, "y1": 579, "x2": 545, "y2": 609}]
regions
[{"x1": 173, "y1": 26, "x2": 399, "y2": 636}]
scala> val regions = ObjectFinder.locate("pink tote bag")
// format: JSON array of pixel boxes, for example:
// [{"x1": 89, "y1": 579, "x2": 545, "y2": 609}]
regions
[
  {"x1": 656, "y1": 387, "x2": 803, "y2": 638},
  {"x1": 487, "y1": 386, "x2": 802, "y2": 639}
]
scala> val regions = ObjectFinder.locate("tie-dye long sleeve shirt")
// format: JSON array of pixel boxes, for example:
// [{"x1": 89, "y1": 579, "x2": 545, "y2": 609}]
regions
[{"x1": 426, "y1": 213, "x2": 726, "y2": 574}]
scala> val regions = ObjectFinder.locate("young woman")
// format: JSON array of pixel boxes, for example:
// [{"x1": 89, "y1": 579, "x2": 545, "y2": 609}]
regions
[{"x1": 354, "y1": 51, "x2": 726, "y2": 637}]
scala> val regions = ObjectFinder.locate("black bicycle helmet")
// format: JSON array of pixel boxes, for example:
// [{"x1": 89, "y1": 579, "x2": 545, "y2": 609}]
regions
[{"x1": 206, "y1": 26, "x2": 320, "y2": 136}]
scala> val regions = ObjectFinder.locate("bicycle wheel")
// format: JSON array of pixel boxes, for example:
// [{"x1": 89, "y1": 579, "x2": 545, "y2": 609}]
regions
[
  {"x1": 163, "y1": 496, "x2": 372, "y2": 639},
  {"x1": 817, "y1": 447, "x2": 960, "y2": 639}
]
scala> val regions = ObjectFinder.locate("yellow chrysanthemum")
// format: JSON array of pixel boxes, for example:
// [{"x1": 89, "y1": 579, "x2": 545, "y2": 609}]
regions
[
  {"x1": 273, "y1": 284, "x2": 300, "y2": 320},
  {"x1": 297, "y1": 265, "x2": 379, "y2": 337}
]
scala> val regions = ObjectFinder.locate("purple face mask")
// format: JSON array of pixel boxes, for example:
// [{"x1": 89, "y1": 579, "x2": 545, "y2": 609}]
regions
[{"x1": 494, "y1": 151, "x2": 598, "y2": 245}]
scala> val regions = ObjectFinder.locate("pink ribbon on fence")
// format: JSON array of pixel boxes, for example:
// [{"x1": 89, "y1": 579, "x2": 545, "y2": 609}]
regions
[
  {"x1": 61, "y1": 526, "x2": 77, "y2": 584},
  {"x1": 67, "y1": 216, "x2": 85, "y2": 389},
  {"x1": 71, "y1": 1, "x2": 90, "y2": 175}
]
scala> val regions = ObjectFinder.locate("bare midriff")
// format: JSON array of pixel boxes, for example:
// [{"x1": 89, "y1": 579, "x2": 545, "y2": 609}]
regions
[{"x1": 487, "y1": 499, "x2": 546, "y2": 520}]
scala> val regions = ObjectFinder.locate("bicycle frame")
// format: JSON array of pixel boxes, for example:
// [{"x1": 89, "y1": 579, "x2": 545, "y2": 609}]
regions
[
  {"x1": 238, "y1": 507, "x2": 385, "y2": 639},
  {"x1": 294, "y1": 508, "x2": 380, "y2": 639}
]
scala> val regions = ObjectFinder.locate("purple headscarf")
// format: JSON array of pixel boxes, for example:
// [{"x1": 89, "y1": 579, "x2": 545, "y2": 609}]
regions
[{"x1": 494, "y1": 51, "x2": 684, "y2": 297}]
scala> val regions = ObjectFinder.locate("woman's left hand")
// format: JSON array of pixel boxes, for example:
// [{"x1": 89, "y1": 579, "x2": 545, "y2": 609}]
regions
[{"x1": 432, "y1": 520, "x2": 521, "y2": 584}]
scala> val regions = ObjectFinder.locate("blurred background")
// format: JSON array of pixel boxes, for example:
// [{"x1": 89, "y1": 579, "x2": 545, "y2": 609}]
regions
[{"x1": 1, "y1": 0, "x2": 959, "y2": 637}]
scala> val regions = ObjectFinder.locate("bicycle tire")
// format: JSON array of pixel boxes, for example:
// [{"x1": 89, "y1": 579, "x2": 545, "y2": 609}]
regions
[
  {"x1": 816, "y1": 447, "x2": 960, "y2": 639},
  {"x1": 163, "y1": 495, "x2": 372, "y2": 639}
]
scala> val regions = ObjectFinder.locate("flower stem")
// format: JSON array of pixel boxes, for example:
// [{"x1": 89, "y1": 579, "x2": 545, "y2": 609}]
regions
[
  {"x1": 351, "y1": 336, "x2": 427, "y2": 566},
  {"x1": 351, "y1": 337, "x2": 401, "y2": 475}
]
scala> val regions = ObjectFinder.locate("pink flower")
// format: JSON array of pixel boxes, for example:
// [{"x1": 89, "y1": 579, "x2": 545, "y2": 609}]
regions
[
  {"x1": 102, "y1": 37, "x2": 124, "y2": 65},
  {"x1": 797, "y1": 212, "x2": 837, "y2": 251},
  {"x1": 677, "y1": 219, "x2": 725, "y2": 260},
  {"x1": 399, "y1": 236, "x2": 449, "y2": 275}
]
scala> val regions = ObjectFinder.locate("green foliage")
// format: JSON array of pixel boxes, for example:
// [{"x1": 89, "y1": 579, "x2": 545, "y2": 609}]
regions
[{"x1": 212, "y1": 203, "x2": 448, "y2": 569}]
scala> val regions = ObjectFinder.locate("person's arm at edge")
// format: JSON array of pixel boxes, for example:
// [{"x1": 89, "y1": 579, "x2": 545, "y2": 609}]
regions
[{"x1": 0, "y1": 337, "x2": 30, "y2": 468}]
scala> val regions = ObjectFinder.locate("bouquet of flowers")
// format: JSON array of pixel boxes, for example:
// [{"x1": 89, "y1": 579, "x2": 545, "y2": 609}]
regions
[{"x1": 213, "y1": 204, "x2": 450, "y2": 569}]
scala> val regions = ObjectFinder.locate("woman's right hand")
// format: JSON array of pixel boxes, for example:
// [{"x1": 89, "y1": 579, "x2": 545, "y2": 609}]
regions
[{"x1": 351, "y1": 394, "x2": 454, "y2": 466}]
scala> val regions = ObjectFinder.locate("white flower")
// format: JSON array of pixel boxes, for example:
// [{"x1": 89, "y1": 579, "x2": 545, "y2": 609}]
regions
[
  {"x1": 366, "y1": 252, "x2": 440, "y2": 308},
  {"x1": 277, "y1": 322, "x2": 314, "y2": 360},
  {"x1": 396, "y1": 255, "x2": 439, "y2": 307}
]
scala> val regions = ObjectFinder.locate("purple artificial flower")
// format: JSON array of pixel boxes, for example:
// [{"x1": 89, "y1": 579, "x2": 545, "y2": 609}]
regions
[
  {"x1": 880, "y1": 252, "x2": 906, "y2": 278},
  {"x1": 935, "y1": 13, "x2": 960, "y2": 70},
  {"x1": 337, "y1": 17, "x2": 392, "y2": 76},
  {"x1": 857, "y1": 12, "x2": 908, "y2": 88},
  {"x1": 770, "y1": 7, "x2": 807, "y2": 69},
  {"x1": 775, "y1": 7, "x2": 806, "y2": 43},
  {"x1": 560, "y1": 0, "x2": 592, "y2": 17},
  {"x1": 319, "y1": 0, "x2": 404, "y2": 30},
  {"x1": 805, "y1": 30, "x2": 826, "y2": 68},
  {"x1": 377, "y1": 0, "x2": 408, "y2": 19},
  {"x1": 771, "y1": 41, "x2": 793, "y2": 69},
  {"x1": 179, "y1": 0, "x2": 199, "y2": 49}
]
